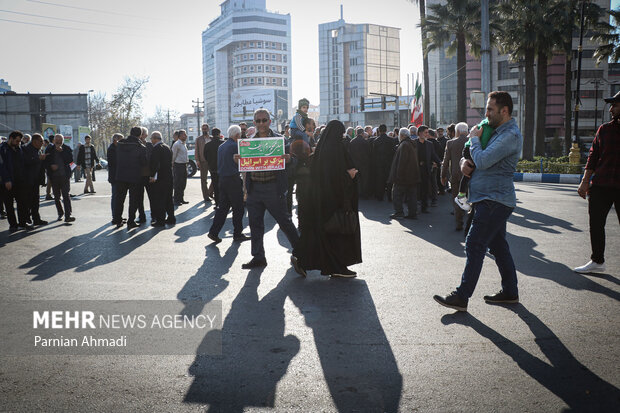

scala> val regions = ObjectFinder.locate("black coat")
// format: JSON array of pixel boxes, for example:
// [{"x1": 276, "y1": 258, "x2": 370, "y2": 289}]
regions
[
  {"x1": 150, "y1": 142, "x2": 173, "y2": 183},
  {"x1": 22, "y1": 143, "x2": 45, "y2": 186},
  {"x1": 115, "y1": 136, "x2": 147, "y2": 184},
  {"x1": 77, "y1": 145, "x2": 99, "y2": 168},
  {"x1": 44, "y1": 144, "x2": 73, "y2": 178},
  {"x1": 203, "y1": 137, "x2": 223, "y2": 174},
  {"x1": 298, "y1": 120, "x2": 362, "y2": 273},
  {"x1": 107, "y1": 143, "x2": 117, "y2": 184},
  {"x1": 414, "y1": 138, "x2": 442, "y2": 174},
  {"x1": 349, "y1": 136, "x2": 371, "y2": 173}
]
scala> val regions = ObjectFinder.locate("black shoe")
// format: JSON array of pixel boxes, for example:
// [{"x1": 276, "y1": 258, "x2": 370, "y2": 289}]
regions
[
  {"x1": 181, "y1": 200, "x2": 189, "y2": 204},
  {"x1": 242, "y1": 258, "x2": 267, "y2": 269},
  {"x1": 174, "y1": 202, "x2": 183, "y2": 207},
  {"x1": 57, "y1": 215, "x2": 63, "y2": 221},
  {"x1": 45, "y1": 195, "x2": 53, "y2": 200},
  {"x1": 9, "y1": 225, "x2": 19, "y2": 232},
  {"x1": 33, "y1": 220, "x2": 48, "y2": 226},
  {"x1": 19, "y1": 223, "x2": 34, "y2": 231},
  {"x1": 165, "y1": 218, "x2": 176, "y2": 225},
  {"x1": 26, "y1": 218, "x2": 32, "y2": 224},
  {"x1": 91, "y1": 191, "x2": 96, "y2": 194},
  {"x1": 233, "y1": 234, "x2": 250, "y2": 242},
  {"x1": 83, "y1": 190, "x2": 90, "y2": 194},
  {"x1": 151, "y1": 221, "x2": 165, "y2": 227},
  {"x1": 483, "y1": 291, "x2": 519, "y2": 304},
  {"x1": 291, "y1": 255, "x2": 306, "y2": 277},
  {"x1": 0, "y1": 212, "x2": 6, "y2": 219},
  {"x1": 433, "y1": 291, "x2": 468, "y2": 312},
  {"x1": 207, "y1": 233, "x2": 222, "y2": 244},
  {"x1": 390, "y1": 212, "x2": 404, "y2": 219},
  {"x1": 332, "y1": 268, "x2": 357, "y2": 278},
  {"x1": 127, "y1": 221, "x2": 138, "y2": 229},
  {"x1": 64, "y1": 216, "x2": 76, "y2": 223},
  {"x1": 404, "y1": 214, "x2": 418, "y2": 220}
]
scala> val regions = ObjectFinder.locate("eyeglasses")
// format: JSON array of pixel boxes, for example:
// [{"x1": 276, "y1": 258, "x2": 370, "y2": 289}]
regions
[{"x1": 254, "y1": 118, "x2": 269, "y2": 123}]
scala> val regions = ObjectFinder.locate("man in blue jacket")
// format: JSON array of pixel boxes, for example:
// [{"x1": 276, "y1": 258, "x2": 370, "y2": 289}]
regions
[
  {"x1": 434, "y1": 91, "x2": 522, "y2": 312},
  {"x1": 113, "y1": 126, "x2": 147, "y2": 229},
  {"x1": 44, "y1": 134, "x2": 75, "y2": 223}
]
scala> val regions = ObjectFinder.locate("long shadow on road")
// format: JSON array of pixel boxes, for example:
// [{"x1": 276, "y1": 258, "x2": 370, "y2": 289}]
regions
[
  {"x1": 441, "y1": 304, "x2": 620, "y2": 411},
  {"x1": 184, "y1": 270, "x2": 402, "y2": 412}
]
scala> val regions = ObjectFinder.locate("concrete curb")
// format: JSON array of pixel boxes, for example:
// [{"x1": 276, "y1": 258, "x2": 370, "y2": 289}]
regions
[{"x1": 514, "y1": 173, "x2": 582, "y2": 184}]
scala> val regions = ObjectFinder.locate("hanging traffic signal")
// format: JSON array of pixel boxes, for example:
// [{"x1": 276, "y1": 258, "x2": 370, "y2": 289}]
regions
[{"x1": 360, "y1": 97, "x2": 365, "y2": 112}]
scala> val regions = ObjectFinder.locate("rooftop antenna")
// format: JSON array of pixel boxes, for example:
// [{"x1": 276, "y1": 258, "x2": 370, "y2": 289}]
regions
[{"x1": 340, "y1": 4, "x2": 343, "y2": 21}]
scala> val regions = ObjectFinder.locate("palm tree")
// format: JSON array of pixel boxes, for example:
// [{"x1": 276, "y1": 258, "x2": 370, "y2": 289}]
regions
[
  {"x1": 422, "y1": 0, "x2": 489, "y2": 122},
  {"x1": 497, "y1": 1, "x2": 541, "y2": 160},
  {"x1": 407, "y1": 0, "x2": 430, "y2": 124},
  {"x1": 592, "y1": 7, "x2": 620, "y2": 66}
]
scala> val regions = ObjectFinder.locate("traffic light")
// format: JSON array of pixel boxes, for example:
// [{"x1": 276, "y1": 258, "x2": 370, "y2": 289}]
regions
[
  {"x1": 360, "y1": 97, "x2": 365, "y2": 112},
  {"x1": 381, "y1": 96, "x2": 386, "y2": 110}
]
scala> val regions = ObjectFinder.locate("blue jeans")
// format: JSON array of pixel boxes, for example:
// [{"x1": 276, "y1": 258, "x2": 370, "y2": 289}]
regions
[
  {"x1": 246, "y1": 181, "x2": 299, "y2": 260},
  {"x1": 456, "y1": 200, "x2": 517, "y2": 299}
]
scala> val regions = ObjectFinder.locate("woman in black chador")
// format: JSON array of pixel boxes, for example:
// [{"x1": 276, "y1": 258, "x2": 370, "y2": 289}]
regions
[{"x1": 297, "y1": 119, "x2": 362, "y2": 277}]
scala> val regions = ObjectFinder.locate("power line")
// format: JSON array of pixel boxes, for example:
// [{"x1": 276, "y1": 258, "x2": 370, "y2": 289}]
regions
[
  {"x1": 25, "y1": 0, "x2": 167, "y2": 22},
  {"x1": 0, "y1": 9, "x2": 143, "y2": 29}
]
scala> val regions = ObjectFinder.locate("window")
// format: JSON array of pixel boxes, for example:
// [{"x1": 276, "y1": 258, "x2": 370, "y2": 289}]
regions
[
  {"x1": 283, "y1": 79, "x2": 287, "y2": 86},
  {"x1": 243, "y1": 66, "x2": 247, "y2": 73},
  {"x1": 283, "y1": 43, "x2": 287, "y2": 51},
  {"x1": 258, "y1": 77, "x2": 263, "y2": 84},
  {"x1": 265, "y1": 54, "x2": 270, "y2": 61},
  {"x1": 272, "y1": 65, "x2": 276, "y2": 72},
  {"x1": 272, "y1": 78, "x2": 276, "y2": 84},
  {"x1": 283, "y1": 67, "x2": 287, "y2": 74},
  {"x1": 265, "y1": 42, "x2": 270, "y2": 49},
  {"x1": 283, "y1": 55, "x2": 287, "y2": 63},
  {"x1": 243, "y1": 78, "x2": 247, "y2": 85},
  {"x1": 258, "y1": 65, "x2": 263, "y2": 72},
  {"x1": 250, "y1": 53, "x2": 254, "y2": 60},
  {"x1": 272, "y1": 54, "x2": 276, "y2": 60},
  {"x1": 271, "y1": 42, "x2": 276, "y2": 48},
  {"x1": 257, "y1": 53, "x2": 262, "y2": 60},
  {"x1": 249, "y1": 42, "x2": 254, "y2": 47},
  {"x1": 243, "y1": 54, "x2": 248, "y2": 61},
  {"x1": 265, "y1": 66, "x2": 270, "y2": 72},
  {"x1": 250, "y1": 66, "x2": 254, "y2": 72},
  {"x1": 250, "y1": 78, "x2": 255, "y2": 84},
  {"x1": 257, "y1": 41, "x2": 262, "y2": 48},
  {"x1": 243, "y1": 42, "x2": 247, "y2": 48}
]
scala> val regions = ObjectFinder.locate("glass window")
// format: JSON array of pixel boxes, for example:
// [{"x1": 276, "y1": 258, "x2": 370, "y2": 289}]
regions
[
  {"x1": 272, "y1": 54, "x2": 276, "y2": 60},
  {"x1": 250, "y1": 42, "x2": 254, "y2": 47},
  {"x1": 272, "y1": 78, "x2": 276, "y2": 84},
  {"x1": 283, "y1": 55, "x2": 287, "y2": 63},
  {"x1": 250, "y1": 53, "x2": 254, "y2": 60},
  {"x1": 272, "y1": 65, "x2": 276, "y2": 72},
  {"x1": 257, "y1": 41, "x2": 262, "y2": 48},
  {"x1": 283, "y1": 79, "x2": 287, "y2": 86},
  {"x1": 258, "y1": 77, "x2": 263, "y2": 84},
  {"x1": 265, "y1": 54, "x2": 270, "y2": 60},
  {"x1": 243, "y1": 42, "x2": 247, "y2": 48},
  {"x1": 250, "y1": 78, "x2": 255, "y2": 84},
  {"x1": 265, "y1": 66, "x2": 270, "y2": 72},
  {"x1": 250, "y1": 66, "x2": 254, "y2": 72},
  {"x1": 257, "y1": 53, "x2": 262, "y2": 60},
  {"x1": 243, "y1": 66, "x2": 247, "y2": 72},
  {"x1": 243, "y1": 78, "x2": 247, "y2": 84},
  {"x1": 271, "y1": 42, "x2": 276, "y2": 48},
  {"x1": 283, "y1": 43, "x2": 287, "y2": 51},
  {"x1": 283, "y1": 67, "x2": 287, "y2": 74},
  {"x1": 243, "y1": 54, "x2": 248, "y2": 61},
  {"x1": 258, "y1": 65, "x2": 263, "y2": 72}
]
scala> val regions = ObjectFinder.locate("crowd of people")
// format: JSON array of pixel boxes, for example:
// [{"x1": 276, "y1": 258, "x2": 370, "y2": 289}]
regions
[{"x1": 1, "y1": 91, "x2": 618, "y2": 309}]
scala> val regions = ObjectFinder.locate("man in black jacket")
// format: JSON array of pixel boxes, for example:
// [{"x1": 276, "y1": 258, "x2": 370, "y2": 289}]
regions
[
  {"x1": 349, "y1": 127, "x2": 372, "y2": 199},
  {"x1": 44, "y1": 134, "x2": 75, "y2": 223},
  {"x1": 22, "y1": 133, "x2": 48, "y2": 226},
  {"x1": 0, "y1": 130, "x2": 32, "y2": 231},
  {"x1": 371, "y1": 124, "x2": 396, "y2": 201},
  {"x1": 414, "y1": 125, "x2": 442, "y2": 213},
  {"x1": 149, "y1": 131, "x2": 175, "y2": 226},
  {"x1": 203, "y1": 128, "x2": 223, "y2": 206},
  {"x1": 106, "y1": 133, "x2": 123, "y2": 222},
  {"x1": 114, "y1": 126, "x2": 147, "y2": 229}
]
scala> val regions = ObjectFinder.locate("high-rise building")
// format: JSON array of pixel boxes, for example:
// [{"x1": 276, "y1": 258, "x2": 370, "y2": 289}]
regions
[
  {"x1": 202, "y1": 0, "x2": 291, "y2": 130},
  {"x1": 318, "y1": 16, "x2": 401, "y2": 126},
  {"x1": 426, "y1": 0, "x2": 612, "y2": 149}
]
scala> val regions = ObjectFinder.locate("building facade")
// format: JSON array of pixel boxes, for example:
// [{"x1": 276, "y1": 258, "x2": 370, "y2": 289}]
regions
[
  {"x1": 318, "y1": 17, "x2": 401, "y2": 127},
  {"x1": 180, "y1": 112, "x2": 204, "y2": 144},
  {"x1": 0, "y1": 93, "x2": 88, "y2": 146},
  {"x1": 202, "y1": 0, "x2": 291, "y2": 130},
  {"x1": 0, "y1": 79, "x2": 11, "y2": 93}
]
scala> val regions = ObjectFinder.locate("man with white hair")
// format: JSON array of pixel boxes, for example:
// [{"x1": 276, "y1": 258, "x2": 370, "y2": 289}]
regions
[
  {"x1": 409, "y1": 125, "x2": 418, "y2": 139},
  {"x1": 207, "y1": 124, "x2": 249, "y2": 243},
  {"x1": 441, "y1": 122, "x2": 469, "y2": 230},
  {"x1": 388, "y1": 127, "x2": 420, "y2": 219}
]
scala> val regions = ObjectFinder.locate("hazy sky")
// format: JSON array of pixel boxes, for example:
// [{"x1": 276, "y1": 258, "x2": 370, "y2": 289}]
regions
[
  {"x1": 1, "y1": 0, "x2": 424, "y2": 118},
  {"x1": 2, "y1": 0, "x2": 617, "y2": 119}
]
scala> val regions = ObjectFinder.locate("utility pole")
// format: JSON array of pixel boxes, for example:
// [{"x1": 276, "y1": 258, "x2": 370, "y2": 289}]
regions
[
  {"x1": 480, "y1": 0, "x2": 491, "y2": 95},
  {"x1": 192, "y1": 98, "x2": 204, "y2": 139},
  {"x1": 570, "y1": 0, "x2": 587, "y2": 164}
]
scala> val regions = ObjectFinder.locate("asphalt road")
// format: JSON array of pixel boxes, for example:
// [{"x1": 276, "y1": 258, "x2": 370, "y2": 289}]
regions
[{"x1": 1, "y1": 172, "x2": 618, "y2": 412}]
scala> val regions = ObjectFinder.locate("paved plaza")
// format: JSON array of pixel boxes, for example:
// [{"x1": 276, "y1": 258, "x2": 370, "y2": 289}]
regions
[{"x1": 1, "y1": 172, "x2": 619, "y2": 412}]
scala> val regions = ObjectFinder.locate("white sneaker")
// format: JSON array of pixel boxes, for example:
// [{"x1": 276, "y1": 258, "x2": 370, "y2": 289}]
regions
[
  {"x1": 455, "y1": 195, "x2": 471, "y2": 211},
  {"x1": 574, "y1": 260, "x2": 606, "y2": 274}
]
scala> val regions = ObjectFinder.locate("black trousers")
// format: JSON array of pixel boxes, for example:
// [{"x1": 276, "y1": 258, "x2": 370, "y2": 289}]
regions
[
  {"x1": 589, "y1": 185, "x2": 620, "y2": 264},
  {"x1": 173, "y1": 163, "x2": 187, "y2": 203},
  {"x1": 418, "y1": 167, "x2": 430, "y2": 210},
  {"x1": 113, "y1": 182, "x2": 141, "y2": 224},
  {"x1": 150, "y1": 179, "x2": 174, "y2": 222},
  {"x1": 209, "y1": 175, "x2": 244, "y2": 237},
  {"x1": 0, "y1": 183, "x2": 28, "y2": 227},
  {"x1": 26, "y1": 183, "x2": 41, "y2": 222},
  {"x1": 51, "y1": 176, "x2": 72, "y2": 218},
  {"x1": 137, "y1": 176, "x2": 149, "y2": 220},
  {"x1": 210, "y1": 172, "x2": 220, "y2": 206}
]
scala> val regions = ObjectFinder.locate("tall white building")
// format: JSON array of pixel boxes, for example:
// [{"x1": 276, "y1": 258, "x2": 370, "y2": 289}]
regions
[
  {"x1": 202, "y1": 0, "x2": 291, "y2": 130},
  {"x1": 318, "y1": 17, "x2": 400, "y2": 126}
]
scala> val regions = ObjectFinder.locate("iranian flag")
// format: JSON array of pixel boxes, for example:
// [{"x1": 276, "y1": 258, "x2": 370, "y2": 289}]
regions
[{"x1": 410, "y1": 77, "x2": 423, "y2": 126}]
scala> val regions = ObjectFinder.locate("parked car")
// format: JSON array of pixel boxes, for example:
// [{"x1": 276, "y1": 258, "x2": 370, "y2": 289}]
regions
[{"x1": 187, "y1": 149, "x2": 197, "y2": 177}]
